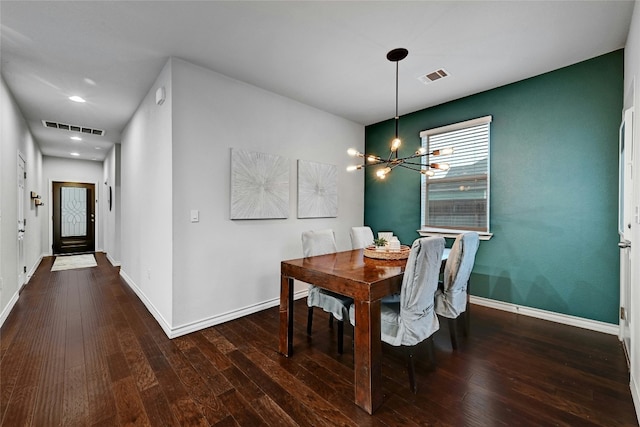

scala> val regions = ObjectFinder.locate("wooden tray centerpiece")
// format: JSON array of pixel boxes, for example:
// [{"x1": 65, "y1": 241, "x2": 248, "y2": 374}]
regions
[{"x1": 363, "y1": 245, "x2": 411, "y2": 260}]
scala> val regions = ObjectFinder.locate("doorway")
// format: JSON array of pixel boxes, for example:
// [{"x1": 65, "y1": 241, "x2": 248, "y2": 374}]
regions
[
  {"x1": 17, "y1": 154, "x2": 26, "y2": 287},
  {"x1": 619, "y1": 106, "x2": 634, "y2": 363},
  {"x1": 52, "y1": 181, "x2": 95, "y2": 254}
]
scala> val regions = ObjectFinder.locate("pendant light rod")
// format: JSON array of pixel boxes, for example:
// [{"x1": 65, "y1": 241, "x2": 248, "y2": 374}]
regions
[
  {"x1": 395, "y1": 59, "x2": 399, "y2": 138},
  {"x1": 387, "y1": 48, "x2": 407, "y2": 160}
]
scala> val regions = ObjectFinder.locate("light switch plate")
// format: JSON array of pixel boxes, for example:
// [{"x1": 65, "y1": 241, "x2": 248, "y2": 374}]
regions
[{"x1": 190, "y1": 210, "x2": 199, "y2": 223}]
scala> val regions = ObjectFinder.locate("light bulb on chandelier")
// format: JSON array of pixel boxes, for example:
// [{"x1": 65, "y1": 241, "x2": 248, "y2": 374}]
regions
[{"x1": 347, "y1": 48, "x2": 453, "y2": 179}]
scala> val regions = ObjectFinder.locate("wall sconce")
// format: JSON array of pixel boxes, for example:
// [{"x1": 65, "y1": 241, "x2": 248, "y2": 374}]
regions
[
  {"x1": 30, "y1": 191, "x2": 43, "y2": 206},
  {"x1": 30, "y1": 191, "x2": 44, "y2": 207}
]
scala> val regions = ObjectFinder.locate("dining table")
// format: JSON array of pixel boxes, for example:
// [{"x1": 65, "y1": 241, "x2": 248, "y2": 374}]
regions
[{"x1": 278, "y1": 247, "x2": 449, "y2": 414}]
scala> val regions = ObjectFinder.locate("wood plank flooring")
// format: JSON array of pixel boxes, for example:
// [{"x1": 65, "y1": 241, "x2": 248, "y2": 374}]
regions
[{"x1": 1, "y1": 252, "x2": 637, "y2": 426}]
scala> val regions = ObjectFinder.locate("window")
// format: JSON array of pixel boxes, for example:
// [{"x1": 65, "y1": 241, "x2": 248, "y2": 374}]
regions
[{"x1": 420, "y1": 116, "x2": 491, "y2": 234}]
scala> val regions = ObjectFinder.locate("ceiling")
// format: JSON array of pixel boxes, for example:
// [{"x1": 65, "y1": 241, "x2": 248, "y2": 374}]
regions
[{"x1": 1, "y1": 1, "x2": 635, "y2": 162}]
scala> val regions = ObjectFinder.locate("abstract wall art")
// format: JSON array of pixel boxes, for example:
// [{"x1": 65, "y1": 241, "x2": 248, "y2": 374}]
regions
[
  {"x1": 230, "y1": 148, "x2": 289, "y2": 219},
  {"x1": 297, "y1": 159, "x2": 338, "y2": 218}
]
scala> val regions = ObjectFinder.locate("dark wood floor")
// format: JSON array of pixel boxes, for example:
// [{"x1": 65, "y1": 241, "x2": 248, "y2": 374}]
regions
[{"x1": 1, "y1": 253, "x2": 637, "y2": 426}]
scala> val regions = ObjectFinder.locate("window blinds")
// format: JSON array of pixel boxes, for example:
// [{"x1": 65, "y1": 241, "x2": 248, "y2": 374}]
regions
[{"x1": 420, "y1": 116, "x2": 491, "y2": 231}]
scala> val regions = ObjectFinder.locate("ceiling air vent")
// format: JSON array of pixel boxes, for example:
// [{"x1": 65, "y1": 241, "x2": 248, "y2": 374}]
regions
[
  {"x1": 42, "y1": 120, "x2": 105, "y2": 136},
  {"x1": 417, "y1": 69, "x2": 449, "y2": 85}
]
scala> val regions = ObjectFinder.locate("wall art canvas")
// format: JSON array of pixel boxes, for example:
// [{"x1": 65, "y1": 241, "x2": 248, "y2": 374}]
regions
[
  {"x1": 297, "y1": 160, "x2": 338, "y2": 218},
  {"x1": 230, "y1": 148, "x2": 289, "y2": 219}
]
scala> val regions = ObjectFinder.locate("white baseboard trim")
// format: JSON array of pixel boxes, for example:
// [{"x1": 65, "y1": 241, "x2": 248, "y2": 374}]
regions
[
  {"x1": 631, "y1": 375, "x2": 640, "y2": 426},
  {"x1": 24, "y1": 254, "x2": 44, "y2": 287},
  {"x1": 118, "y1": 269, "x2": 309, "y2": 339},
  {"x1": 1, "y1": 253, "x2": 46, "y2": 328},
  {"x1": 170, "y1": 288, "x2": 309, "y2": 339},
  {"x1": 470, "y1": 295, "x2": 619, "y2": 335},
  {"x1": 0, "y1": 290, "x2": 19, "y2": 329},
  {"x1": 119, "y1": 269, "x2": 173, "y2": 338},
  {"x1": 105, "y1": 252, "x2": 121, "y2": 267}
]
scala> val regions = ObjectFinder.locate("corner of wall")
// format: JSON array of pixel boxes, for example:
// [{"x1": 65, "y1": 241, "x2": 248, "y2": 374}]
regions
[{"x1": 119, "y1": 57, "x2": 174, "y2": 329}]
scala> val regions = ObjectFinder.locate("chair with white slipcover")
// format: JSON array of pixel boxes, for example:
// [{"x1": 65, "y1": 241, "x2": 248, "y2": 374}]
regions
[
  {"x1": 349, "y1": 236, "x2": 445, "y2": 393},
  {"x1": 350, "y1": 226, "x2": 375, "y2": 249},
  {"x1": 302, "y1": 229, "x2": 353, "y2": 354},
  {"x1": 435, "y1": 232, "x2": 480, "y2": 350}
]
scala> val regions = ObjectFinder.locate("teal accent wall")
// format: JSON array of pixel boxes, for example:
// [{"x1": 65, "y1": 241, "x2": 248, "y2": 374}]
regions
[{"x1": 364, "y1": 50, "x2": 623, "y2": 324}]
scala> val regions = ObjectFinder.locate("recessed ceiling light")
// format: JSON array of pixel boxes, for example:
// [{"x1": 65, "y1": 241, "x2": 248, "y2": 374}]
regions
[
  {"x1": 70, "y1": 136, "x2": 82, "y2": 141},
  {"x1": 70, "y1": 152, "x2": 80, "y2": 156},
  {"x1": 84, "y1": 78, "x2": 96, "y2": 86},
  {"x1": 95, "y1": 147, "x2": 102, "y2": 150},
  {"x1": 68, "y1": 96, "x2": 86, "y2": 103}
]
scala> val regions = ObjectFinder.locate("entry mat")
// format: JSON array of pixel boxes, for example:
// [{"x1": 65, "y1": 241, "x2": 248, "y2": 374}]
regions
[{"x1": 51, "y1": 254, "x2": 97, "y2": 271}]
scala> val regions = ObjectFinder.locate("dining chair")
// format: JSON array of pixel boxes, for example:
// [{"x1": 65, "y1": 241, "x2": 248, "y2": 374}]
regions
[
  {"x1": 302, "y1": 229, "x2": 353, "y2": 354},
  {"x1": 350, "y1": 226, "x2": 375, "y2": 249},
  {"x1": 435, "y1": 232, "x2": 480, "y2": 350},
  {"x1": 349, "y1": 236, "x2": 445, "y2": 393}
]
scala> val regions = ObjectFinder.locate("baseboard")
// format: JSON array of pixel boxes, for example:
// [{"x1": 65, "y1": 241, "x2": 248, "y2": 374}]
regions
[
  {"x1": 105, "y1": 252, "x2": 121, "y2": 267},
  {"x1": 470, "y1": 295, "x2": 619, "y2": 335},
  {"x1": 119, "y1": 269, "x2": 173, "y2": 338},
  {"x1": 169, "y1": 288, "x2": 309, "y2": 339},
  {"x1": 119, "y1": 269, "x2": 309, "y2": 339},
  {"x1": 631, "y1": 375, "x2": 640, "y2": 426},
  {"x1": 0, "y1": 290, "x2": 19, "y2": 329},
  {"x1": 1, "y1": 254, "x2": 45, "y2": 327},
  {"x1": 24, "y1": 254, "x2": 44, "y2": 287}
]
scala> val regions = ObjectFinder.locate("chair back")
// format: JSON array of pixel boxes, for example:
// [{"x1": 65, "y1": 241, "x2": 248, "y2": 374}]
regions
[
  {"x1": 302, "y1": 229, "x2": 337, "y2": 257},
  {"x1": 398, "y1": 236, "x2": 445, "y2": 346},
  {"x1": 440, "y1": 232, "x2": 480, "y2": 316},
  {"x1": 350, "y1": 226, "x2": 374, "y2": 249}
]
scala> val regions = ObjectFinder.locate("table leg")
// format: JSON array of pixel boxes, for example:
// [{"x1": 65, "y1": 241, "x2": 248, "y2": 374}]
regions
[
  {"x1": 279, "y1": 275, "x2": 294, "y2": 357},
  {"x1": 353, "y1": 299, "x2": 383, "y2": 414}
]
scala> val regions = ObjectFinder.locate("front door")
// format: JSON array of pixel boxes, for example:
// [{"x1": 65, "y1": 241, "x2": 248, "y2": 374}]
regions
[{"x1": 52, "y1": 182, "x2": 95, "y2": 254}]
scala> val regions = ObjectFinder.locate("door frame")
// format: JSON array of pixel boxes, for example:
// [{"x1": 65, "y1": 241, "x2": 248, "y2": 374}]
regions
[
  {"x1": 17, "y1": 152, "x2": 26, "y2": 289},
  {"x1": 48, "y1": 179, "x2": 100, "y2": 255},
  {"x1": 619, "y1": 106, "x2": 634, "y2": 361}
]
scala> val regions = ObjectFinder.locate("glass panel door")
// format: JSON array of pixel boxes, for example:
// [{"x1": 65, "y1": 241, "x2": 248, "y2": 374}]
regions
[
  {"x1": 61, "y1": 187, "x2": 88, "y2": 237},
  {"x1": 52, "y1": 181, "x2": 95, "y2": 254}
]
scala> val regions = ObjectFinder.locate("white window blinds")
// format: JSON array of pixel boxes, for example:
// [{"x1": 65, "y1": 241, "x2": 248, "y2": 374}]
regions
[{"x1": 420, "y1": 116, "x2": 491, "y2": 232}]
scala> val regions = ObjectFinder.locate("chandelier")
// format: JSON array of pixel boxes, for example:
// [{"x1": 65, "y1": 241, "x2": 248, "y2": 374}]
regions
[{"x1": 347, "y1": 48, "x2": 452, "y2": 179}]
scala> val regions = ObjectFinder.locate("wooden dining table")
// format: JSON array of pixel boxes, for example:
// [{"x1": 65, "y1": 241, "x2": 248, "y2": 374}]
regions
[{"x1": 278, "y1": 248, "x2": 412, "y2": 414}]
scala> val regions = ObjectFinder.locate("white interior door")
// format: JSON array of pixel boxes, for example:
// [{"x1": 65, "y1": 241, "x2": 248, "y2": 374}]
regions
[
  {"x1": 17, "y1": 154, "x2": 26, "y2": 288},
  {"x1": 620, "y1": 107, "x2": 634, "y2": 362}
]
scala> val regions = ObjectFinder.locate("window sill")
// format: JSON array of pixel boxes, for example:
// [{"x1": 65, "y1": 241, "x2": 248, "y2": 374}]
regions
[{"x1": 417, "y1": 227, "x2": 493, "y2": 241}]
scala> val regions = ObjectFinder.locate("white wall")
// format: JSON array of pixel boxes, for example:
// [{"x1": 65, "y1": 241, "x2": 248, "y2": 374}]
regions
[
  {"x1": 42, "y1": 156, "x2": 104, "y2": 255},
  {"x1": 624, "y1": 0, "x2": 640, "y2": 422},
  {"x1": 103, "y1": 144, "x2": 121, "y2": 265},
  {"x1": 170, "y1": 58, "x2": 364, "y2": 332},
  {"x1": 0, "y1": 75, "x2": 44, "y2": 326},
  {"x1": 120, "y1": 60, "x2": 174, "y2": 331},
  {"x1": 119, "y1": 57, "x2": 364, "y2": 337}
]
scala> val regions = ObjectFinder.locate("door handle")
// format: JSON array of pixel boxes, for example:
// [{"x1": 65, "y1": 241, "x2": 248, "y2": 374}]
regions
[{"x1": 619, "y1": 240, "x2": 631, "y2": 249}]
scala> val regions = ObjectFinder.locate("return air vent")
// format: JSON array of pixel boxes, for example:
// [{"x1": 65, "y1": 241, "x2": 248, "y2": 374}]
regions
[
  {"x1": 417, "y1": 69, "x2": 449, "y2": 85},
  {"x1": 41, "y1": 120, "x2": 105, "y2": 136}
]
